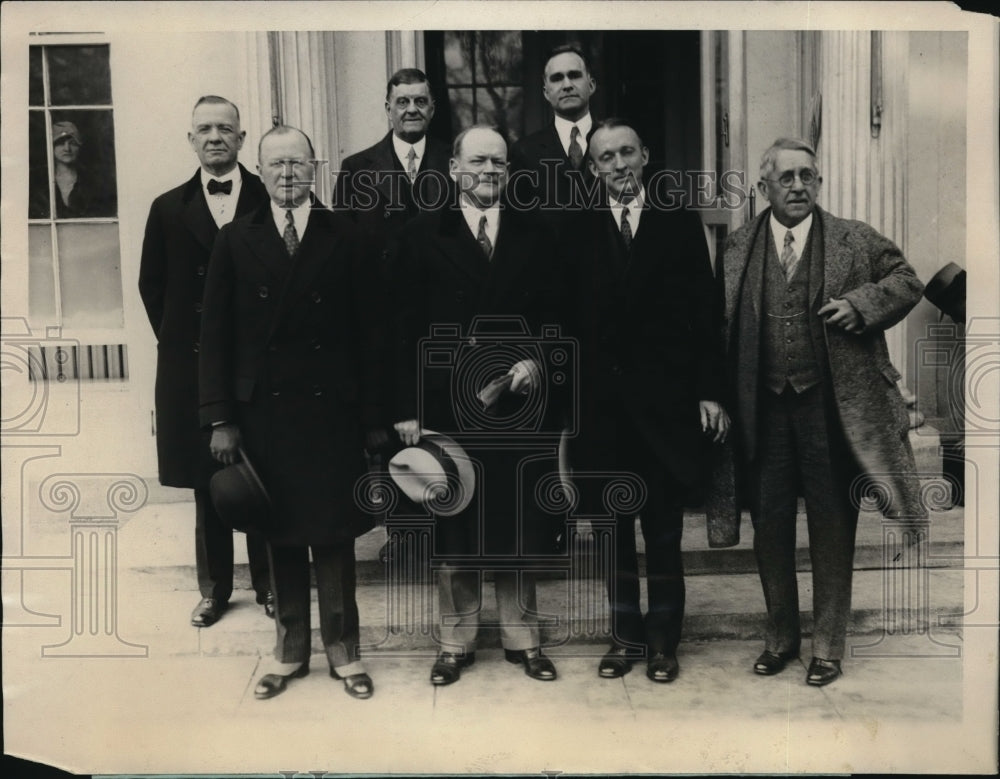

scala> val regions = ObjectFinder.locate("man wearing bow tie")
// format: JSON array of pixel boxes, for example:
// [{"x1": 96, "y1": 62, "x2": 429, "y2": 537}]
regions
[
  {"x1": 509, "y1": 44, "x2": 598, "y2": 223},
  {"x1": 139, "y1": 95, "x2": 272, "y2": 629}
]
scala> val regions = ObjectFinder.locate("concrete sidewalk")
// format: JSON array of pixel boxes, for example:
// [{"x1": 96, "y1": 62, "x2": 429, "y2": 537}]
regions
[{"x1": 1, "y1": 616, "x2": 970, "y2": 776}]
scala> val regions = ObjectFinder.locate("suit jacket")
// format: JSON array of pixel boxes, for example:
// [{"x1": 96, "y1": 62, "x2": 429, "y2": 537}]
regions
[
  {"x1": 138, "y1": 164, "x2": 267, "y2": 487},
  {"x1": 564, "y1": 198, "x2": 724, "y2": 494},
  {"x1": 706, "y1": 206, "x2": 926, "y2": 545},
  {"x1": 509, "y1": 123, "x2": 598, "y2": 225},
  {"x1": 334, "y1": 131, "x2": 451, "y2": 253},
  {"x1": 198, "y1": 200, "x2": 383, "y2": 545},
  {"x1": 390, "y1": 202, "x2": 567, "y2": 556}
]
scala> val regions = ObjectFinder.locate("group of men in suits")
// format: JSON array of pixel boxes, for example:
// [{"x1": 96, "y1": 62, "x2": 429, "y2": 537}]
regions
[{"x1": 138, "y1": 41, "x2": 925, "y2": 702}]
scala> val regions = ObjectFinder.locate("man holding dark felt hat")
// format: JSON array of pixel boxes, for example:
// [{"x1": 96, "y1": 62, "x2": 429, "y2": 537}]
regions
[
  {"x1": 139, "y1": 96, "x2": 272, "y2": 629},
  {"x1": 199, "y1": 124, "x2": 385, "y2": 701}
]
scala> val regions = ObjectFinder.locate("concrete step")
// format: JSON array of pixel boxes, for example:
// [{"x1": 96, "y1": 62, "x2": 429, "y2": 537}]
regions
[
  {"x1": 112, "y1": 566, "x2": 964, "y2": 657},
  {"x1": 88, "y1": 497, "x2": 965, "y2": 592}
]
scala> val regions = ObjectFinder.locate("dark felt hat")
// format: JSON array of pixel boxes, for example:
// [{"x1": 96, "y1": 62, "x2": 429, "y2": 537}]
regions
[
  {"x1": 924, "y1": 262, "x2": 966, "y2": 323},
  {"x1": 209, "y1": 448, "x2": 271, "y2": 533}
]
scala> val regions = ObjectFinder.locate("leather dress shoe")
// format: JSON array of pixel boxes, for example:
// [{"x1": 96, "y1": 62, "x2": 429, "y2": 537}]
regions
[
  {"x1": 598, "y1": 645, "x2": 635, "y2": 678},
  {"x1": 430, "y1": 651, "x2": 475, "y2": 686},
  {"x1": 504, "y1": 647, "x2": 556, "y2": 681},
  {"x1": 330, "y1": 669, "x2": 374, "y2": 699},
  {"x1": 806, "y1": 657, "x2": 842, "y2": 686},
  {"x1": 190, "y1": 597, "x2": 227, "y2": 628},
  {"x1": 753, "y1": 647, "x2": 800, "y2": 676},
  {"x1": 253, "y1": 664, "x2": 309, "y2": 700},
  {"x1": 646, "y1": 652, "x2": 679, "y2": 683},
  {"x1": 256, "y1": 590, "x2": 276, "y2": 619}
]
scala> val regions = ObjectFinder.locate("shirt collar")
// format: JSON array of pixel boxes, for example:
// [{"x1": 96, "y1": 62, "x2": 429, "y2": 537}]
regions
[
  {"x1": 392, "y1": 134, "x2": 427, "y2": 167},
  {"x1": 611, "y1": 186, "x2": 645, "y2": 212},
  {"x1": 459, "y1": 196, "x2": 501, "y2": 236},
  {"x1": 769, "y1": 211, "x2": 813, "y2": 255},
  {"x1": 270, "y1": 198, "x2": 312, "y2": 238},
  {"x1": 553, "y1": 113, "x2": 593, "y2": 154},
  {"x1": 201, "y1": 166, "x2": 240, "y2": 188}
]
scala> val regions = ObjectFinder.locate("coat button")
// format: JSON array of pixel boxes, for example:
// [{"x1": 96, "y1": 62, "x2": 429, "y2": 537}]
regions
[
  {"x1": 271, "y1": 389, "x2": 281, "y2": 397},
  {"x1": 311, "y1": 291, "x2": 322, "y2": 303},
  {"x1": 468, "y1": 336, "x2": 477, "y2": 346},
  {"x1": 192, "y1": 341, "x2": 199, "y2": 353},
  {"x1": 196, "y1": 265, "x2": 206, "y2": 277},
  {"x1": 259, "y1": 286, "x2": 269, "y2": 299},
  {"x1": 312, "y1": 340, "x2": 322, "y2": 350},
  {"x1": 313, "y1": 385, "x2": 323, "y2": 396},
  {"x1": 268, "y1": 344, "x2": 277, "y2": 352},
  {"x1": 383, "y1": 210, "x2": 392, "y2": 220},
  {"x1": 194, "y1": 302, "x2": 203, "y2": 313},
  {"x1": 456, "y1": 290, "x2": 466, "y2": 301},
  {"x1": 612, "y1": 365, "x2": 623, "y2": 375}
]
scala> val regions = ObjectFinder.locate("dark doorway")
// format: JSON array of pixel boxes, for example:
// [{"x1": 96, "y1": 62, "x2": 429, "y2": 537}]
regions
[{"x1": 424, "y1": 30, "x2": 702, "y2": 175}]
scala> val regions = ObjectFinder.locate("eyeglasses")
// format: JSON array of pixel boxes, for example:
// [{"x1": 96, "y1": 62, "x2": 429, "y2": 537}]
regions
[{"x1": 764, "y1": 168, "x2": 818, "y2": 188}]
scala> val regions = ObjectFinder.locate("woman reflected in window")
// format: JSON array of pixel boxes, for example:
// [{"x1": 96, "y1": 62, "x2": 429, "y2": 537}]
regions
[{"x1": 51, "y1": 120, "x2": 115, "y2": 218}]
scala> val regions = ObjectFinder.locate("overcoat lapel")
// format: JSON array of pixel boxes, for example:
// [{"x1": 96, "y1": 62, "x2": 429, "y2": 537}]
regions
[
  {"x1": 488, "y1": 211, "x2": 534, "y2": 301},
  {"x1": 242, "y1": 202, "x2": 292, "y2": 278},
  {"x1": 370, "y1": 133, "x2": 403, "y2": 205},
  {"x1": 817, "y1": 207, "x2": 855, "y2": 301},
  {"x1": 437, "y1": 206, "x2": 490, "y2": 282}
]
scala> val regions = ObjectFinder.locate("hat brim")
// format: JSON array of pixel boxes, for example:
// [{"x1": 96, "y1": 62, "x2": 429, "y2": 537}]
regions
[{"x1": 387, "y1": 429, "x2": 475, "y2": 517}]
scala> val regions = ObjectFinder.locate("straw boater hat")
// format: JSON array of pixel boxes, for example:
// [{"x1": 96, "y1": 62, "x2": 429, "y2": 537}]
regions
[{"x1": 387, "y1": 430, "x2": 475, "y2": 517}]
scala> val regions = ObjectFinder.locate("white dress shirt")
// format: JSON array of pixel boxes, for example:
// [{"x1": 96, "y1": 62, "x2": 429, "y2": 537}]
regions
[
  {"x1": 769, "y1": 211, "x2": 813, "y2": 265},
  {"x1": 553, "y1": 113, "x2": 593, "y2": 159},
  {"x1": 459, "y1": 197, "x2": 500, "y2": 248},
  {"x1": 270, "y1": 199, "x2": 312, "y2": 243},
  {"x1": 610, "y1": 186, "x2": 645, "y2": 240},
  {"x1": 391, "y1": 134, "x2": 427, "y2": 173},
  {"x1": 201, "y1": 167, "x2": 243, "y2": 228}
]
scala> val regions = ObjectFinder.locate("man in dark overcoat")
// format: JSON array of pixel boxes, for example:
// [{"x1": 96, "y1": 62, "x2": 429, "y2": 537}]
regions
[
  {"x1": 334, "y1": 67, "x2": 451, "y2": 246},
  {"x1": 564, "y1": 119, "x2": 729, "y2": 683},
  {"x1": 713, "y1": 137, "x2": 925, "y2": 686},
  {"x1": 509, "y1": 44, "x2": 598, "y2": 222},
  {"x1": 391, "y1": 125, "x2": 565, "y2": 685},
  {"x1": 138, "y1": 95, "x2": 271, "y2": 628},
  {"x1": 199, "y1": 125, "x2": 383, "y2": 701},
  {"x1": 333, "y1": 67, "x2": 451, "y2": 561}
]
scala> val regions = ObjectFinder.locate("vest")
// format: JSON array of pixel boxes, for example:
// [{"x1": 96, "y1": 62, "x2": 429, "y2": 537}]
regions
[{"x1": 760, "y1": 226, "x2": 822, "y2": 394}]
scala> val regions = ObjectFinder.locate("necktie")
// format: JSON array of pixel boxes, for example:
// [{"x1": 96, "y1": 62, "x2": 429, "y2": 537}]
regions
[
  {"x1": 567, "y1": 125, "x2": 583, "y2": 170},
  {"x1": 283, "y1": 209, "x2": 300, "y2": 258},
  {"x1": 406, "y1": 146, "x2": 418, "y2": 183},
  {"x1": 620, "y1": 206, "x2": 633, "y2": 251},
  {"x1": 780, "y1": 229, "x2": 797, "y2": 279},
  {"x1": 476, "y1": 214, "x2": 493, "y2": 260},
  {"x1": 207, "y1": 179, "x2": 232, "y2": 195}
]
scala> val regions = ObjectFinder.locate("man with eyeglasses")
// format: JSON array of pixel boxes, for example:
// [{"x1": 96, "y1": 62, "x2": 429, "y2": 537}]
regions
[
  {"x1": 712, "y1": 137, "x2": 925, "y2": 686},
  {"x1": 200, "y1": 125, "x2": 384, "y2": 701}
]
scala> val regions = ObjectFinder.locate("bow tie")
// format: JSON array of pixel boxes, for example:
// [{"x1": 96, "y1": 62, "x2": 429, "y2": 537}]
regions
[{"x1": 207, "y1": 179, "x2": 233, "y2": 195}]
